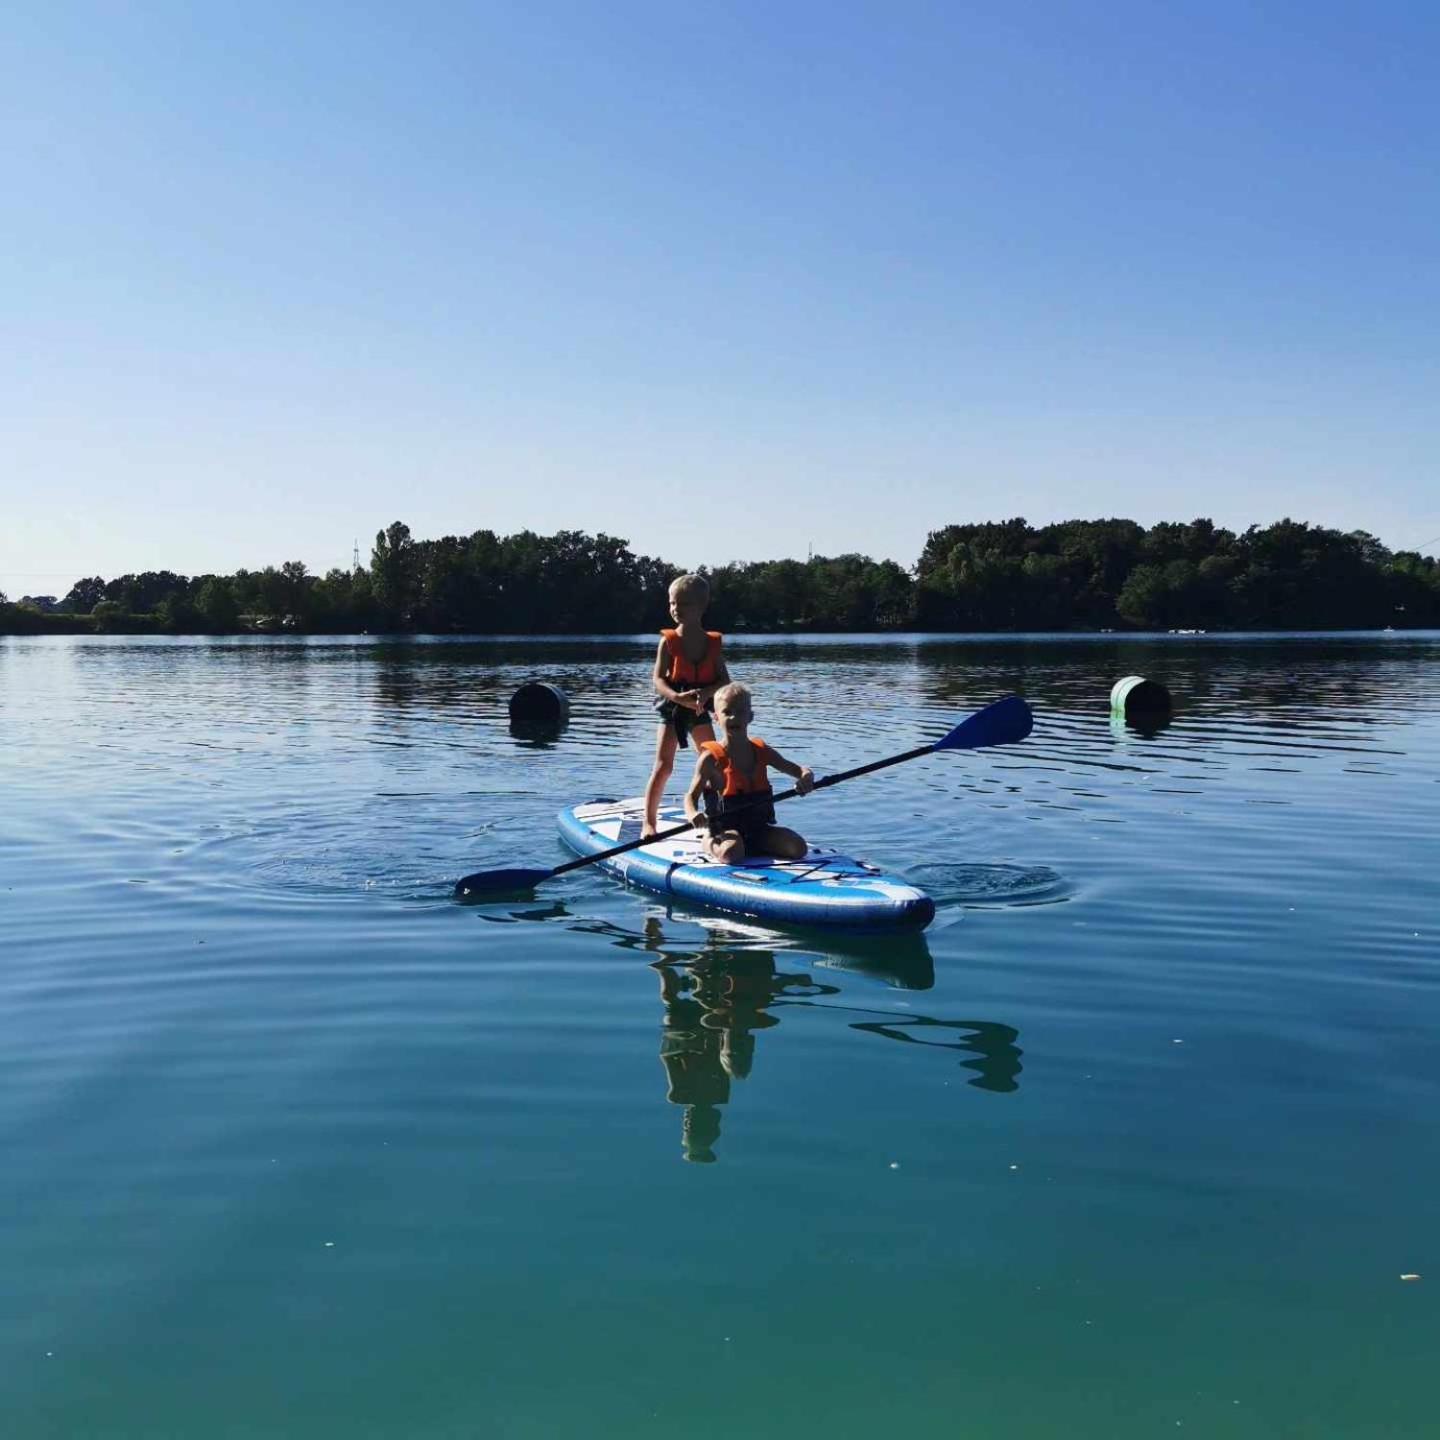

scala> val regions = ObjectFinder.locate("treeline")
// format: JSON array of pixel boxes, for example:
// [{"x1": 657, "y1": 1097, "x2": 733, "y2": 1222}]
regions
[
  {"x1": 914, "y1": 518, "x2": 1436, "y2": 630},
  {"x1": 4, "y1": 517, "x2": 1438, "y2": 634}
]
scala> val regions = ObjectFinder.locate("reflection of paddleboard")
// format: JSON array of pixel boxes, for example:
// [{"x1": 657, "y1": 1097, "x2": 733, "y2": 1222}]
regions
[
  {"x1": 671, "y1": 910, "x2": 937, "y2": 990},
  {"x1": 559, "y1": 799, "x2": 935, "y2": 931}
]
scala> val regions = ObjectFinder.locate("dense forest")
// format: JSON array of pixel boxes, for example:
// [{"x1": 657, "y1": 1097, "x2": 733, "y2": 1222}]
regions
[{"x1": 4, "y1": 517, "x2": 1438, "y2": 634}]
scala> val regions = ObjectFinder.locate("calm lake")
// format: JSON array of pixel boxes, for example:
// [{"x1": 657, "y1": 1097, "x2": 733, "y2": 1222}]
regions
[{"x1": 3, "y1": 632, "x2": 1438, "y2": 1438}]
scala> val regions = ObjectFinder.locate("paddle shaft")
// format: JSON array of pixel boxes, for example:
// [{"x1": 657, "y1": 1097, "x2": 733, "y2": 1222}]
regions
[
  {"x1": 768, "y1": 741, "x2": 934, "y2": 805},
  {"x1": 545, "y1": 811, "x2": 701, "y2": 878},
  {"x1": 548, "y1": 740, "x2": 937, "y2": 877}
]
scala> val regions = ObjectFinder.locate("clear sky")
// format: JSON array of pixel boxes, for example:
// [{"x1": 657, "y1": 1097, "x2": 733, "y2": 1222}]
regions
[{"x1": 4, "y1": 0, "x2": 1438, "y2": 598}]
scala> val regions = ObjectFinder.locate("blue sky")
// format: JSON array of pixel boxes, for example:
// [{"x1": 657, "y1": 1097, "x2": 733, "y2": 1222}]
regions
[{"x1": 4, "y1": 0, "x2": 1438, "y2": 597}]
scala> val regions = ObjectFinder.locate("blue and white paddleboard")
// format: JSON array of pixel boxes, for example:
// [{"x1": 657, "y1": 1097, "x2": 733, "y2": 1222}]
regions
[{"x1": 558, "y1": 798, "x2": 935, "y2": 931}]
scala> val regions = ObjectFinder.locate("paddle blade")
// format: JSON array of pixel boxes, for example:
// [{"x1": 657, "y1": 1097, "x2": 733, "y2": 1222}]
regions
[
  {"x1": 933, "y1": 694, "x2": 1033, "y2": 751},
  {"x1": 453, "y1": 867, "x2": 554, "y2": 900}
]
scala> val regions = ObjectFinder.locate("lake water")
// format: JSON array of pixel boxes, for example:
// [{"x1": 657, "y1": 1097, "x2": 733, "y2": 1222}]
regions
[{"x1": 3, "y1": 632, "x2": 1438, "y2": 1438}]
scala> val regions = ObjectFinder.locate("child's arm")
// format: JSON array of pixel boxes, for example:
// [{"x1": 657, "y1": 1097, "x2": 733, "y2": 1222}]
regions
[
  {"x1": 764, "y1": 746, "x2": 815, "y2": 795},
  {"x1": 684, "y1": 752, "x2": 721, "y2": 824},
  {"x1": 651, "y1": 639, "x2": 673, "y2": 699},
  {"x1": 651, "y1": 639, "x2": 686, "y2": 703}
]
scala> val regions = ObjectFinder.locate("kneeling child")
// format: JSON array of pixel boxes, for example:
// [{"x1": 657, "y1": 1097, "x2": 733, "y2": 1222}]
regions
[{"x1": 684, "y1": 682, "x2": 814, "y2": 862}]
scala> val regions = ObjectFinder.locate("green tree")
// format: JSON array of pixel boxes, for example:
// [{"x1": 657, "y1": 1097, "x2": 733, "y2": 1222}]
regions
[
  {"x1": 104, "y1": 571, "x2": 188, "y2": 613},
  {"x1": 280, "y1": 560, "x2": 312, "y2": 622},
  {"x1": 254, "y1": 566, "x2": 289, "y2": 619},
  {"x1": 195, "y1": 577, "x2": 240, "y2": 631},
  {"x1": 157, "y1": 591, "x2": 198, "y2": 631},
  {"x1": 1382, "y1": 552, "x2": 1440, "y2": 625},
  {"x1": 63, "y1": 576, "x2": 107, "y2": 613},
  {"x1": 91, "y1": 599, "x2": 124, "y2": 631},
  {"x1": 372, "y1": 522, "x2": 418, "y2": 624},
  {"x1": 1116, "y1": 560, "x2": 1209, "y2": 628}
]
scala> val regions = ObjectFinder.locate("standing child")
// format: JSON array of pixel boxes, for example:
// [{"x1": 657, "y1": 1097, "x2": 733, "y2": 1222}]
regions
[
  {"x1": 685, "y1": 682, "x2": 814, "y2": 862},
  {"x1": 643, "y1": 573, "x2": 731, "y2": 838}
]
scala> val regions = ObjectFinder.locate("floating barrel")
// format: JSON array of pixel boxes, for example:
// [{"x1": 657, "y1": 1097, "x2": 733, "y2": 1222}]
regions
[
  {"x1": 508, "y1": 682, "x2": 570, "y2": 723},
  {"x1": 1110, "y1": 674, "x2": 1172, "y2": 720}
]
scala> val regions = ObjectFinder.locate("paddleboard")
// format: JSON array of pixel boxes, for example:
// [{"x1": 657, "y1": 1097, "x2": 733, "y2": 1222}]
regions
[{"x1": 558, "y1": 798, "x2": 935, "y2": 931}]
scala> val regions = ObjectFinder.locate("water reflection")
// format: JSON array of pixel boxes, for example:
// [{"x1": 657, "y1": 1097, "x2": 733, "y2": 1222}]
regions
[
  {"x1": 656, "y1": 953, "x2": 813, "y2": 1164},
  {"x1": 480, "y1": 901, "x2": 1020, "y2": 1162},
  {"x1": 647, "y1": 927, "x2": 1021, "y2": 1159},
  {"x1": 803, "y1": 932, "x2": 935, "y2": 990},
  {"x1": 48, "y1": 631, "x2": 1440, "y2": 731},
  {"x1": 111, "y1": 632, "x2": 1432, "y2": 778},
  {"x1": 590, "y1": 913, "x2": 826, "y2": 1164},
  {"x1": 846, "y1": 1016, "x2": 1023, "y2": 1093},
  {"x1": 909, "y1": 634, "x2": 1440, "y2": 728},
  {"x1": 509, "y1": 717, "x2": 570, "y2": 748},
  {"x1": 652, "y1": 905, "x2": 938, "y2": 989},
  {"x1": 1110, "y1": 712, "x2": 1174, "y2": 741}
]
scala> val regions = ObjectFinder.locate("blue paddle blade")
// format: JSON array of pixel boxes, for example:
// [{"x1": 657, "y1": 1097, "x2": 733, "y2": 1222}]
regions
[
  {"x1": 933, "y1": 694, "x2": 1033, "y2": 751},
  {"x1": 453, "y1": 867, "x2": 554, "y2": 899}
]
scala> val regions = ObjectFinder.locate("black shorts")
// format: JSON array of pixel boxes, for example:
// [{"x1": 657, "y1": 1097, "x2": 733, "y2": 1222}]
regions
[
  {"x1": 654, "y1": 696, "x2": 714, "y2": 745},
  {"x1": 704, "y1": 792, "x2": 777, "y2": 838}
]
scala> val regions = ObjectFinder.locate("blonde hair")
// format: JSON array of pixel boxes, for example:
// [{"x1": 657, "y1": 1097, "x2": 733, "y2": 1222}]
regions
[
  {"x1": 713, "y1": 681, "x2": 750, "y2": 710},
  {"x1": 668, "y1": 572, "x2": 710, "y2": 606}
]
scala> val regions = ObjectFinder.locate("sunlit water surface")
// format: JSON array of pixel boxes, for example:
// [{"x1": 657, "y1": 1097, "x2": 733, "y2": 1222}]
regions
[{"x1": 3, "y1": 633, "x2": 1438, "y2": 1438}]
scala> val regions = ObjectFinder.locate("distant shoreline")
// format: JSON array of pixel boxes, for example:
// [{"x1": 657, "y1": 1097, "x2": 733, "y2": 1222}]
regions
[
  {"x1": 5, "y1": 516, "x2": 1437, "y2": 635},
  {"x1": 2, "y1": 616, "x2": 1431, "y2": 640}
]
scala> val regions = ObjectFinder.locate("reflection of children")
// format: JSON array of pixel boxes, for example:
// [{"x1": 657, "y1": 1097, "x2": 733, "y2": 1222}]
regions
[
  {"x1": 656, "y1": 950, "x2": 810, "y2": 1164},
  {"x1": 656, "y1": 966, "x2": 730, "y2": 1165},
  {"x1": 643, "y1": 574, "x2": 730, "y2": 838},
  {"x1": 685, "y1": 682, "x2": 814, "y2": 862}
]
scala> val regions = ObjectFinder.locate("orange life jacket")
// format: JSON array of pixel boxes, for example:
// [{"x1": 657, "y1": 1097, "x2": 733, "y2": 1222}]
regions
[
  {"x1": 701, "y1": 737, "x2": 772, "y2": 798},
  {"x1": 662, "y1": 628, "x2": 723, "y2": 686}
]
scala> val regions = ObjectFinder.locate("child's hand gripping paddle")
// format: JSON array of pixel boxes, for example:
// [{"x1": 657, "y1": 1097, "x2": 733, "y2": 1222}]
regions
[{"x1": 453, "y1": 693, "x2": 1033, "y2": 899}]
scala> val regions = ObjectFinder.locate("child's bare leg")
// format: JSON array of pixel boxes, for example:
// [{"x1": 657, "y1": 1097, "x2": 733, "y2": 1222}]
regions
[
  {"x1": 643, "y1": 726, "x2": 680, "y2": 836},
  {"x1": 688, "y1": 719, "x2": 716, "y2": 749},
  {"x1": 704, "y1": 828, "x2": 746, "y2": 863},
  {"x1": 750, "y1": 825, "x2": 808, "y2": 860}
]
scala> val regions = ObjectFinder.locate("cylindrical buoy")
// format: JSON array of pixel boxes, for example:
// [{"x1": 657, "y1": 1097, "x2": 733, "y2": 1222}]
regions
[
  {"x1": 1110, "y1": 674, "x2": 1172, "y2": 720},
  {"x1": 508, "y1": 681, "x2": 570, "y2": 724}
]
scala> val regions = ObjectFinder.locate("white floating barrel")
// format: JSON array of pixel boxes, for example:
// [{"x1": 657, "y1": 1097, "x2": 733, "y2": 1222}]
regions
[
  {"x1": 509, "y1": 682, "x2": 570, "y2": 723},
  {"x1": 1110, "y1": 674, "x2": 1172, "y2": 720}
]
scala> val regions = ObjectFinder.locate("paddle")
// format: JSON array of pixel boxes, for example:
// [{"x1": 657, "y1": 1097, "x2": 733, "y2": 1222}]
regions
[{"x1": 453, "y1": 693, "x2": 1033, "y2": 899}]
